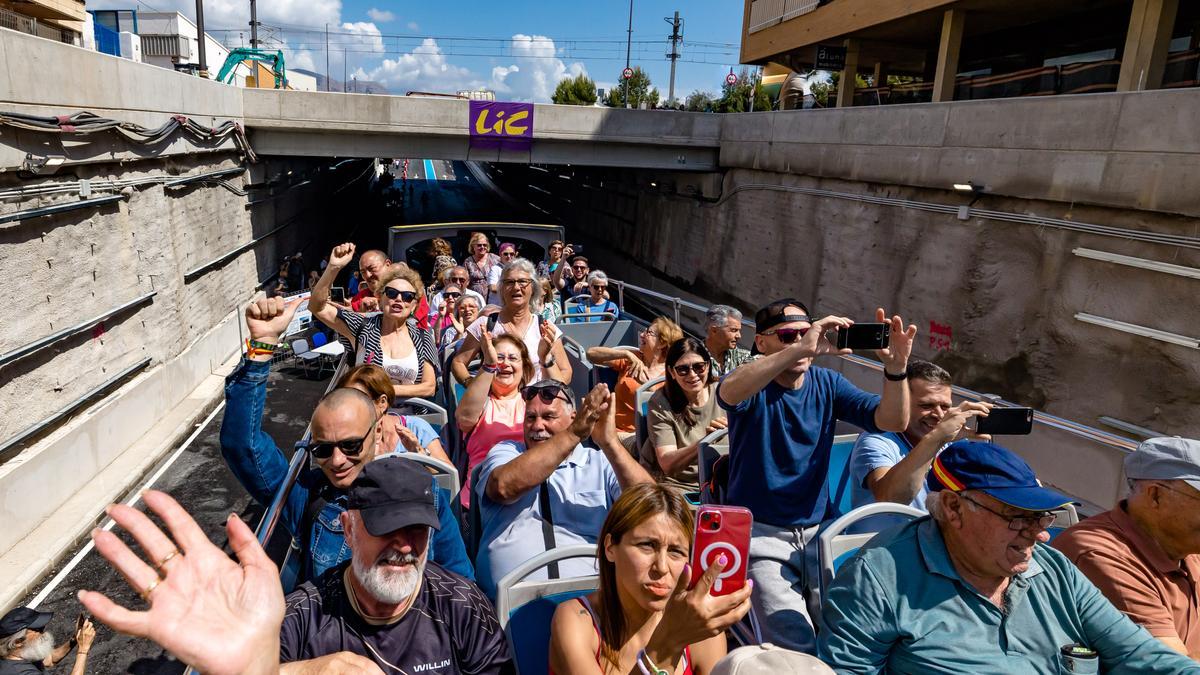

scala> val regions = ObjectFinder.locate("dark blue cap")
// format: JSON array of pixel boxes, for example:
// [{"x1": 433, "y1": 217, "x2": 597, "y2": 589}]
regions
[
  {"x1": 347, "y1": 457, "x2": 441, "y2": 537},
  {"x1": 928, "y1": 440, "x2": 1073, "y2": 511},
  {"x1": 0, "y1": 607, "x2": 52, "y2": 638}
]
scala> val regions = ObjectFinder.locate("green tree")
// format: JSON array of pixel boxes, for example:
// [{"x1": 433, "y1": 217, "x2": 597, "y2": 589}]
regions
[
  {"x1": 714, "y1": 67, "x2": 772, "y2": 113},
  {"x1": 605, "y1": 67, "x2": 660, "y2": 108},
  {"x1": 684, "y1": 89, "x2": 716, "y2": 112},
  {"x1": 807, "y1": 70, "x2": 870, "y2": 107},
  {"x1": 551, "y1": 73, "x2": 598, "y2": 106}
]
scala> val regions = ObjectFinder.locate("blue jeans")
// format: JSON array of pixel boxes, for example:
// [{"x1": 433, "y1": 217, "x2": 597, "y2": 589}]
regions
[{"x1": 220, "y1": 358, "x2": 473, "y2": 582}]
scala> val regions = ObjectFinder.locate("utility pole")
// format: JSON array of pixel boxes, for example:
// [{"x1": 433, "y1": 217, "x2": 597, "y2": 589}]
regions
[
  {"x1": 343, "y1": 50, "x2": 347, "y2": 92},
  {"x1": 623, "y1": 0, "x2": 633, "y2": 108},
  {"x1": 664, "y1": 11, "x2": 682, "y2": 107},
  {"x1": 194, "y1": 0, "x2": 208, "y2": 77},
  {"x1": 325, "y1": 24, "x2": 330, "y2": 91},
  {"x1": 248, "y1": 0, "x2": 259, "y2": 48}
]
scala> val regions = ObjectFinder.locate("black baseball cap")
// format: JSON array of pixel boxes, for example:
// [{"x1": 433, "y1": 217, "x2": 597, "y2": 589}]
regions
[
  {"x1": 346, "y1": 457, "x2": 441, "y2": 537},
  {"x1": 754, "y1": 298, "x2": 812, "y2": 334},
  {"x1": 0, "y1": 607, "x2": 52, "y2": 638}
]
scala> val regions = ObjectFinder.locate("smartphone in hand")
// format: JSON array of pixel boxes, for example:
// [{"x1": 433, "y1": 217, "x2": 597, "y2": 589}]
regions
[
  {"x1": 976, "y1": 407, "x2": 1034, "y2": 435},
  {"x1": 690, "y1": 505, "x2": 752, "y2": 596},
  {"x1": 835, "y1": 323, "x2": 891, "y2": 351}
]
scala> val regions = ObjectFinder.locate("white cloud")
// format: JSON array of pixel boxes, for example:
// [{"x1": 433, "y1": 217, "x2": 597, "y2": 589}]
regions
[
  {"x1": 86, "y1": 0, "x2": 343, "y2": 33},
  {"x1": 407, "y1": 21, "x2": 420, "y2": 31},
  {"x1": 366, "y1": 38, "x2": 481, "y2": 93},
  {"x1": 487, "y1": 35, "x2": 586, "y2": 103},
  {"x1": 366, "y1": 8, "x2": 395, "y2": 22}
]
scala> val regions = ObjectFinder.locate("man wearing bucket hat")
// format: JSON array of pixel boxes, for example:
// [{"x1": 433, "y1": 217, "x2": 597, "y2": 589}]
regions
[
  {"x1": 819, "y1": 440, "x2": 1200, "y2": 674},
  {"x1": 1054, "y1": 437, "x2": 1200, "y2": 660}
]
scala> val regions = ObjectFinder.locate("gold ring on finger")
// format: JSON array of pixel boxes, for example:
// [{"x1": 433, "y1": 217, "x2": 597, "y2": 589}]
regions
[
  {"x1": 154, "y1": 549, "x2": 181, "y2": 573},
  {"x1": 140, "y1": 577, "x2": 161, "y2": 602}
]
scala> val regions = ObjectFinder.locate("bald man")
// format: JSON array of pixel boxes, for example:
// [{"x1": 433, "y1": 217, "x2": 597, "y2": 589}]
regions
[{"x1": 219, "y1": 295, "x2": 472, "y2": 582}]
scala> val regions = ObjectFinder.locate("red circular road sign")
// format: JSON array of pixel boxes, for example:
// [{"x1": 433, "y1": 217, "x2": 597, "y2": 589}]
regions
[
  {"x1": 726, "y1": 71, "x2": 738, "y2": 86},
  {"x1": 622, "y1": 67, "x2": 634, "y2": 80}
]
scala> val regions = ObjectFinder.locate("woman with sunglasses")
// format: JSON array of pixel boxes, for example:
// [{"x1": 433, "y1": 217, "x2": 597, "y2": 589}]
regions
[
  {"x1": 587, "y1": 317, "x2": 683, "y2": 445},
  {"x1": 455, "y1": 331, "x2": 533, "y2": 508},
  {"x1": 336, "y1": 364, "x2": 452, "y2": 466},
  {"x1": 451, "y1": 258, "x2": 572, "y2": 385},
  {"x1": 639, "y1": 339, "x2": 726, "y2": 492},
  {"x1": 463, "y1": 231, "x2": 500, "y2": 302},
  {"x1": 434, "y1": 284, "x2": 464, "y2": 344},
  {"x1": 310, "y1": 243, "x2": 438, "y2": 399},
  {"x1": 567, "y1": 270, "x2": 619, "y2": 324},
  {"x1": 548, "y1": 483, "x2": 752, "y2": 675}
]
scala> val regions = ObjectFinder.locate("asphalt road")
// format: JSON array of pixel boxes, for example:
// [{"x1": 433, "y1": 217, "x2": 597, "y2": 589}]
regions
[{"x1": 14, "y1": 159, "x2": 534, "y2": 674}]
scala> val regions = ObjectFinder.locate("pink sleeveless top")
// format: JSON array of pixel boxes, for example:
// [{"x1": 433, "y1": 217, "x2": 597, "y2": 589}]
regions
[
  {"x1": 550, "y1": 596, "x2": 694, "y2": 675},
  {"x1": 461, "y1": 395, "x2": 525, "y2": 508}
]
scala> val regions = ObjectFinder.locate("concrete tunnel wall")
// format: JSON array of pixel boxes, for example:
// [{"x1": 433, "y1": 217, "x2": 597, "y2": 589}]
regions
[{"x1": 521, "y1": 165, "x2": 1199, "y2": 442}]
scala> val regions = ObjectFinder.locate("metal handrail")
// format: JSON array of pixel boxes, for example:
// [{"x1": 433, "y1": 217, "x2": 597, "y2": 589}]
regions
[{"x1": 0, "y1": 291, "x2": 156, "y2": 369}]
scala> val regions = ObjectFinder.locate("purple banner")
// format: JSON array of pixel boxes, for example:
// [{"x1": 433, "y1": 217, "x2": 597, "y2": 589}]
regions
[{"x1": 469, "y1": 100, "x2": 534, "y2": 151}]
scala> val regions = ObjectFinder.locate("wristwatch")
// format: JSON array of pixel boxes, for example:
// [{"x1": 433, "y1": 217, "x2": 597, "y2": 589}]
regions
[
  {"x1": 543, "y1": 355, "x2": 557, "y2": 368},
  {"x1": 884, "y1": 368, "x2": 908, "y2": 381}
]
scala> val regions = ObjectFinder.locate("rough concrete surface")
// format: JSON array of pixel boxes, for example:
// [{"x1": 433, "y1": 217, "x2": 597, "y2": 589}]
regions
[{"x1": 517, "y1": 165, "x2": 1199, "y2": 440}]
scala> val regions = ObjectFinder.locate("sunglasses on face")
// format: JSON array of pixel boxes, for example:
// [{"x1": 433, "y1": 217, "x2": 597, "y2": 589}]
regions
[
  {"x1": 474, "y1": 243, "x2": 489, "y2": 249},
  {"x1": 591, "y1": 284, "x2": 607, "y2": 291},
  {"x1": 673, "y1": 362, "x2": 708, "y2": 377},
  {"x1": 451, "y1": 276, "x2": 469, "y2": 284},
  {"x1": 762, "y1": 326, "x2": 810, "y2": 344},
  {"x1": 573, "y1": 266, "x2": 588, "y2": 272},
  {"x1": 501, "y1": 251, "x2": 516, "y2": 257},
  {"x1": 521, "y1": 383, "x2": 572, "y2": 405},
  {"x1": 302, "y1": 434, "x2": 370, "y2": 460},
  {"x1": 382, "y1": 287, "x2": 417, "y2": 302},
  {"x1": 444, "y1": 292, "x2": 461, "y2": 300}
]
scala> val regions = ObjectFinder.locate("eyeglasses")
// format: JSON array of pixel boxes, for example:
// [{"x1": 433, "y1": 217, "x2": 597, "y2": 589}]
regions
[
  {"x1": 959, "y1": 493, "x2": 1059, "y2": 532},
  {"x1": 762, "y1": 327, "x2": 809, "y2": 344},
  {"x1": 673, "y1": 362, "x2": 708, "y2": 377},
  {"x1": 450, "y1": 276, "x2": 469, "y2": 284},
  {"x1": 444, "y1": 292, "x2": 461, "y2": 300},
  {"x1": 300, "y1": 433, "x2": 371, "y2": 460},
  {"x1": 1153, "y1": 481, "x2": 1200, "y2": 503},
  {"x1": 503, "y1": 278, "x2": 533, "y2": 289},
  {"x1": 493, "y1": 353, "x2": 522, "y2": 364},
  {"x1": 521, "y1": 382, "x2": 572, "y2": 405},
  {"x1": 382, "y1": 287, "x2": 417, "y2": 302}
]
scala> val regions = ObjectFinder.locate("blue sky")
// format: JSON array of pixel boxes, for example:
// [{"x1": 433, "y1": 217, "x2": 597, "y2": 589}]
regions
[{"x1": 100, "y1": 0, "x2": 747, "y2": 101}]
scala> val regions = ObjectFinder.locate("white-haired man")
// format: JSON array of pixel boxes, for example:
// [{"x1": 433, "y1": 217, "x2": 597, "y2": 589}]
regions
[
  {"x1": 0, "y1": 608, "x2": 94, "y2": 675},
  {"x1": 278, "y1": 457, "x2": 512, "y2": 674}
]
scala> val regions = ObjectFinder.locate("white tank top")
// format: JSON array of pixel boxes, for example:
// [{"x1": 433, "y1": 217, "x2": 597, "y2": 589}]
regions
[{"x1": 380, "y1": 349, "x2": 419, "y2": 385}]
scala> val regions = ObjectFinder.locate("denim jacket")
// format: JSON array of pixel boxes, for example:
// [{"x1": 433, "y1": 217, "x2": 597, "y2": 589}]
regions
[{"x1": 219, "y1": 358, "x2": 473, "y2": 582}]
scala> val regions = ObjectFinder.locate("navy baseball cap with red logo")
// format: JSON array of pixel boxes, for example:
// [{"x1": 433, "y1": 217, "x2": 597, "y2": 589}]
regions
[{"x1": 928, "y1": 440, "x2": 1074, "y2": 511}]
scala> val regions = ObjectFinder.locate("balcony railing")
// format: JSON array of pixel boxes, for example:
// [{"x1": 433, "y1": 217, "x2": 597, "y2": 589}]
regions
[
  {"x1": 0, "y1": 6, "x2": 75, "y2": 44},
  {"x1": 748, "y1": 0, "x2": 821, "y2": 34}
]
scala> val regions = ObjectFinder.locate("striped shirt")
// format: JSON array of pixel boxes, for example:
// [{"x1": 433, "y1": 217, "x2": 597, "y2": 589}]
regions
[{"x1": 336, "y1": 309, "x2": 438, "y2": 384}]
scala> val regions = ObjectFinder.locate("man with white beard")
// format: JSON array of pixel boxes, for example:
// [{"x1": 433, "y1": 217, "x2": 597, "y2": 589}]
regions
[
  {"x1": 0, "y1": 607, "x2": 95, "y2": 675},
  {"x1": 278, "y1": 457, "x2": 512, "y2": 674}
]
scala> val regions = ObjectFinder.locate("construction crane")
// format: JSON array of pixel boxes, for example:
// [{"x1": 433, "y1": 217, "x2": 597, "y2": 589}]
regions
[{"x1": 215, "y1": 48, "x2": 287, "y2": 89}]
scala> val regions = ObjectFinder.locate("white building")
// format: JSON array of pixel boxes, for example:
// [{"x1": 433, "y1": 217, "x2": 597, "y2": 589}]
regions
[{"x1": 133, "y1": 11, "x2": 230, "y2": 76}]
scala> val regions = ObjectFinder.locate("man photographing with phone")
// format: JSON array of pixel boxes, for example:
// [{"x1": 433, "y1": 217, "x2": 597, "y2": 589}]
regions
[
  {"x1": 0, "y1": 607, "x2": 95, "y2": 675},
  {"x1": 716, "y1": 299, "x2": 916, "y2": 654}
]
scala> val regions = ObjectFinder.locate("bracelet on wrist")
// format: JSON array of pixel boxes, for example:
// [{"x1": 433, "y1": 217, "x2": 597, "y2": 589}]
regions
[
  {"x1": 248, "y1": 338, "x2": 279, "y2": 351},
  {"x1": 884, "y1": 368, "x2": 908, "y2": 381},
  {"x1": 481, "y1": 363, "x2": 499, "y2": 374},
  {"x1": 637, "y1": 649, "x2": 670, "y2": 675}
]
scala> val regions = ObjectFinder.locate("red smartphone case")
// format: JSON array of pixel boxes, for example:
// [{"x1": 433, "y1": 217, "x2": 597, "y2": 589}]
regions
[{"x1": 690, "y1": 505, "x2": 753, "y2": 596}]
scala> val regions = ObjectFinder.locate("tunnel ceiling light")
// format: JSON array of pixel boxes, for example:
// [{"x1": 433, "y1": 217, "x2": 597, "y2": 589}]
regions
[
  {"x1": 650, "y1": 182, "x2": 657, "y2": 187},
  {"x1": 1072, "y1": 248, "x2": 1200, "y2": 280},
  {"x1": 952, "y1": 181, "x2": 984, "y2": 193}
]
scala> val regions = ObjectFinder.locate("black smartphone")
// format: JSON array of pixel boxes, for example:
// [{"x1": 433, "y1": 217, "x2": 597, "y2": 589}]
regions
[
  {"x1": 835, "y1": 323, "x2": 890, "y2": 350},
  {"x1": 976, "y1": 407, "x2": 1034, "y2": 435},
  {"x1": 331, "y1": 287, "x2": 346, "y2": 302},
  {"x1": 567, "y1": 243, "x2": 584, "y2": 254}
]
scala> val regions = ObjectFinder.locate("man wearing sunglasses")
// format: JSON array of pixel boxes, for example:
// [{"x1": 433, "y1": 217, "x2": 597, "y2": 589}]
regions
[
  {"x1": 220, "y1": 296, "x2": 473, "y2": 585},
  {"x1": 430, "y1": 266, "x2": 484, "y2": 314},
  {"x1": 1053, "y1": 437, "x2": 1200, "y2": 659},
  {"x1": 820, "y1": 440, "x2": 1200, "y2": 674},
  {"x1": 716, "y1": 297, "x2": 916, "y2": 653},
  {"x1": 473, "y1": 382, "x2": 653, "y2": 598}
]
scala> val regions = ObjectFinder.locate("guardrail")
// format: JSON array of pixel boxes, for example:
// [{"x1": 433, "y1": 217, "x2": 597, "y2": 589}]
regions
[{"x1": 608, "y1": 277, "x2": 1138, "y2": 513}]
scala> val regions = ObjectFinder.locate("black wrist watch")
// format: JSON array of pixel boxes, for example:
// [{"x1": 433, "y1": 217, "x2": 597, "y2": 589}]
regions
[{"x1": 884, "y1": 368, "x2": 908, "y2": 381}]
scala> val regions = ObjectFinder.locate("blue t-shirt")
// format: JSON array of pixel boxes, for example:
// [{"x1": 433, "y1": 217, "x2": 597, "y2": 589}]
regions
[
  {"x1": 385, "y1": 413, "x2": 439, "y2": 453},
  {"x1": 566, "y1": 300, "x2": 618, "y2": 323},
  {"x1": 717, "y1": 366, "x2": 881, "y2": 528},
  {"x1": 849, "y1": 431, "x2": 930, "y2": 511}
]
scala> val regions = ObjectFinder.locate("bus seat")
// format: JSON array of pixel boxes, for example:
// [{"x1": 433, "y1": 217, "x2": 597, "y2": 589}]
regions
[
  {"x1": 496, "y1": 545, "x2": 599, "y2": 675},
  {"x1": 557, "y1": 318, "x2": 637, "y2": 350},
  {"x1": 466, "y1": 463, "x2": 485, "y2": 561},
  {"x1": 826, "y1": 434, "x2": 860, "y2": 519},
  {"x1": 817, "y1": 503, "x2": 925, "y2": 601},
  {"x1": 697, "y1": 428, "x2": 729, "y2": 505},
  {"x1": 560, "y1": 334, "x2": 595, "y2": 403},
  {"x1": 1047, "y1": 502, "x2": 1079, "y2": 542},
  {"x1": 634, "y1": 376, "x2": 665, "y2": 449},
  {"x1": 378, "y1": 451, "x2": 461, "y2": 497},
  {"x1": 392, "y1": 397, "x2": 449, "y2": 436}
]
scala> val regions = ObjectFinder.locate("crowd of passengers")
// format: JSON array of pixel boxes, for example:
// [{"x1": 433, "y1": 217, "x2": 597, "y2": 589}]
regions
[{"x1": 7, "y1": 235, "x2": 1199, "y2": 675}]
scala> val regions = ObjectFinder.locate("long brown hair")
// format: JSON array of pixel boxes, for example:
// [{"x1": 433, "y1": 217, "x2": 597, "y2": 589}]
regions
[
  {"x1": 491, "y1": 333, "x2": 534, "y2": 389},
  {"x1": 594, "y1": 484, "x2": 694, "y2": 670}
]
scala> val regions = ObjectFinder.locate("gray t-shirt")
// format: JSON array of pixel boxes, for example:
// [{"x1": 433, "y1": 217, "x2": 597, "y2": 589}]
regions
[{"x1": 639, "y1": 384, "x2": 722, "y2": 491}]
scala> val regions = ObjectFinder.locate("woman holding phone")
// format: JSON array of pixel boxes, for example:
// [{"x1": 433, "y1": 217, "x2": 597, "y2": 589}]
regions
[{"x1": 549, "y1": 483, "x2": 752, "y2": 675}]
